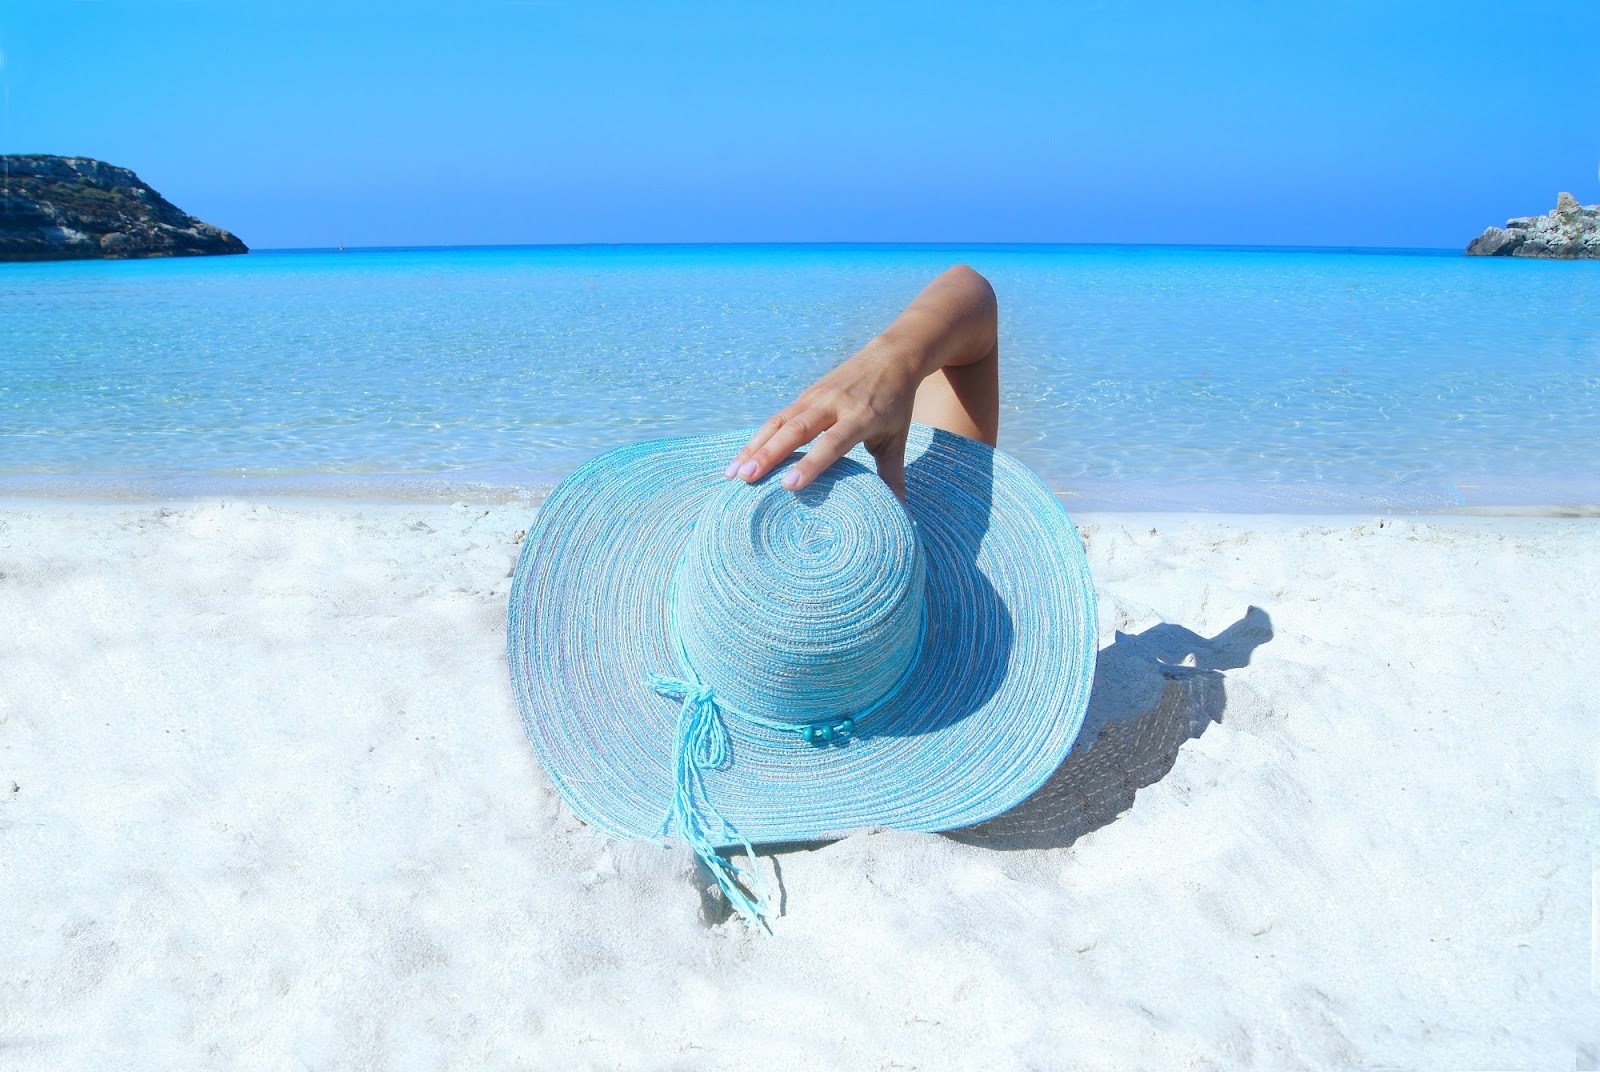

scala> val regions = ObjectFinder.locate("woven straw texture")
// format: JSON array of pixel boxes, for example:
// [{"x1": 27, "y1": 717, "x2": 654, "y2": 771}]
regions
[{"x1": 506, "y1": 423, "x2": 1097, "y2": 845}]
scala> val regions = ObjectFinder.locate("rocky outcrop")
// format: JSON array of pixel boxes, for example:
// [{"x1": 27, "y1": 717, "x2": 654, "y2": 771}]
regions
[
  {"x1": 1466, "y1": 191, "x2": 1600, "y2": 258},
  {"x1": 0, "y1": 155, "x2": 246, "y2": 262}
]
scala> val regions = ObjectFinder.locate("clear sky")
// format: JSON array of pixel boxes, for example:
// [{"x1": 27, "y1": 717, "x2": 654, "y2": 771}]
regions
[{"x1": 3, "y1": 1, "x2": 1597, "y2": 249}]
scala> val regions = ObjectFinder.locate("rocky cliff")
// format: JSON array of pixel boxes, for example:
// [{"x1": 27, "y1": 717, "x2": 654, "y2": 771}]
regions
[
  {"x1": 1466, "y1": 192, "x2": 1599, "y2": 258},
  {"x1": 0, "y1": 155, "x2": 246, "y2": 262}
]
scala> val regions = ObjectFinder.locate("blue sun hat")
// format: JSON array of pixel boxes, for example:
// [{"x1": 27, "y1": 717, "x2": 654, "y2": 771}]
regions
[{"x1": 507, "y1": 423, "x2": 1097, "y2": 929}]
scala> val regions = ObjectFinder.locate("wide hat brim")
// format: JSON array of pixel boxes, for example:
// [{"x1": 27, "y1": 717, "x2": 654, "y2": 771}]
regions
[{"x1": 507, "y1": 423, "x2": 1098, "y2": 846}]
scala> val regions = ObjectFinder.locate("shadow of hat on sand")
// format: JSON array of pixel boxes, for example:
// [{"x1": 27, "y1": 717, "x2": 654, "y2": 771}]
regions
[
  {"x1": 946, "y1": 606, "x2": 1274, "y2": 852},
  {"x1": 708, "y1": 607, "x2": 1273, "y2": 924}
]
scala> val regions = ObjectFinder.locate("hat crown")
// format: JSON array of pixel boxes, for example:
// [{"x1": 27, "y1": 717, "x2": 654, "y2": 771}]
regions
[{"x1": 674, "y1": 458, "x2": 926, "y2": 724}]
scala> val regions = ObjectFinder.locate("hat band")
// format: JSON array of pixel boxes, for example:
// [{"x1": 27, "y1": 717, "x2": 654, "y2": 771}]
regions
[{"x1": 643, "y1": 591, "x2": 928, "y2": 930}]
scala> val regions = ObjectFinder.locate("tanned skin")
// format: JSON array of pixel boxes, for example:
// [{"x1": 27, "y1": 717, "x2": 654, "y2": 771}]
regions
[{"x1": 724, "y1": 265, "x2": 1001, "y2": 501}]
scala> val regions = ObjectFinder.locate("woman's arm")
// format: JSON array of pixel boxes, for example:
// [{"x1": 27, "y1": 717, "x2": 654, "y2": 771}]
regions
[{"x1": 724, "y1": 265, "x2": 1000, "y2": 500}]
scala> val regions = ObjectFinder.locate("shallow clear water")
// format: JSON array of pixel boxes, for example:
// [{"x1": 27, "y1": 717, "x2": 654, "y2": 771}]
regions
[{"x1": 2, "y1": 244, "x2": 1597, "y2": 509}]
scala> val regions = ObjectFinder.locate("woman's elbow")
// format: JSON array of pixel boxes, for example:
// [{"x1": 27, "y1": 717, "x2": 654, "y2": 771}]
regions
[{"x1": 942, "y1": 264, "x2": 998, "y2": 335}]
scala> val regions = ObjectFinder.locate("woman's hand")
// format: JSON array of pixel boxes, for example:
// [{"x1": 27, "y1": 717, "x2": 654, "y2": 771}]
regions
[
  {"x1": 724, "y1": 265, "x2": 1000, "y2": 501},
  {"x1": 723, "y1": 339, "x2": 924, "y2": 500}
]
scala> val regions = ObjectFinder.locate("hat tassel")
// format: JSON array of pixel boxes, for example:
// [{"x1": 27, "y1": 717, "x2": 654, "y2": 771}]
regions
[{"x1": 648, "y1": 673, "x2": 774, "y2": 932}]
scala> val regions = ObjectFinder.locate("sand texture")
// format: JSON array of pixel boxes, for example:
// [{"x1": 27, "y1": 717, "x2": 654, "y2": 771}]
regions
[{"x1": 1, "y1": 501, "x2": 1595, "y2": 1069}]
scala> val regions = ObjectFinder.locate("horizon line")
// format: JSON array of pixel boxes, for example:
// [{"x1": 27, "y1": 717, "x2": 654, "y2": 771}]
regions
[{"x1": 252, "y1": 240, "x2": 1465, "y2": 257}]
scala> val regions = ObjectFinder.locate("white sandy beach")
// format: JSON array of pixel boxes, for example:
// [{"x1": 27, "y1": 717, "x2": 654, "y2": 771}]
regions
[{"x1": 1, "y1": 500, "x2": 1595, "y2": 1069}]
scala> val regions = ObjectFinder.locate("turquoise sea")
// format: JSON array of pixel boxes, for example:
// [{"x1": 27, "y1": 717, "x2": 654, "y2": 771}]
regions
[{"x1": 2, "y1": 244, "x2": 1597, "y2": 510}]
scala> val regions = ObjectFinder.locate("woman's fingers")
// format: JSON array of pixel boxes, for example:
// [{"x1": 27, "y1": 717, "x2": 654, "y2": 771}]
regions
[
  {"x1": 724, "y1": 403, "x2": 868, "y2": 491},
  {"x1": 724, "y1": 412, "x2": 792, "y2": 478},
  {"x1": 732, "y1": 408, "x2": 833, "y2": 483},
  {"x1": 781, "y1": 422, "x2": 864, "y2": 492}
]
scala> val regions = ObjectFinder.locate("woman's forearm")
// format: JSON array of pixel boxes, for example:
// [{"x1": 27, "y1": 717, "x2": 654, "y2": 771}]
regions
[{"x1": 870, "y1": 265, "x2": 998, "y2": 383}]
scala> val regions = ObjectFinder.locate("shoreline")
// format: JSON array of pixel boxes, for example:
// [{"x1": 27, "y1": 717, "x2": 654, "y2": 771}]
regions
[{"x1": 1, "y1": 476, "x2": 1595, "y2": 517}]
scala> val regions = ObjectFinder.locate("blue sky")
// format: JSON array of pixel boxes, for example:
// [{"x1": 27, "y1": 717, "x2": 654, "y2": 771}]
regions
[{"x1": 3, "y1": 1, "x2": 1597, "y2": 249}]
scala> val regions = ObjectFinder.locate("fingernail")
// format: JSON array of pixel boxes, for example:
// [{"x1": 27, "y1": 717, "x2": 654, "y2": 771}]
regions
[
  {"x1": 781, "y1": 470, "x2": 799, "y2": 490},
  {"x1": 738, "y1": 461, "x2": 758, "y2": 479},
  {"x1": 723, "y1": 461, "x2": 738, "y2": 478}
]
